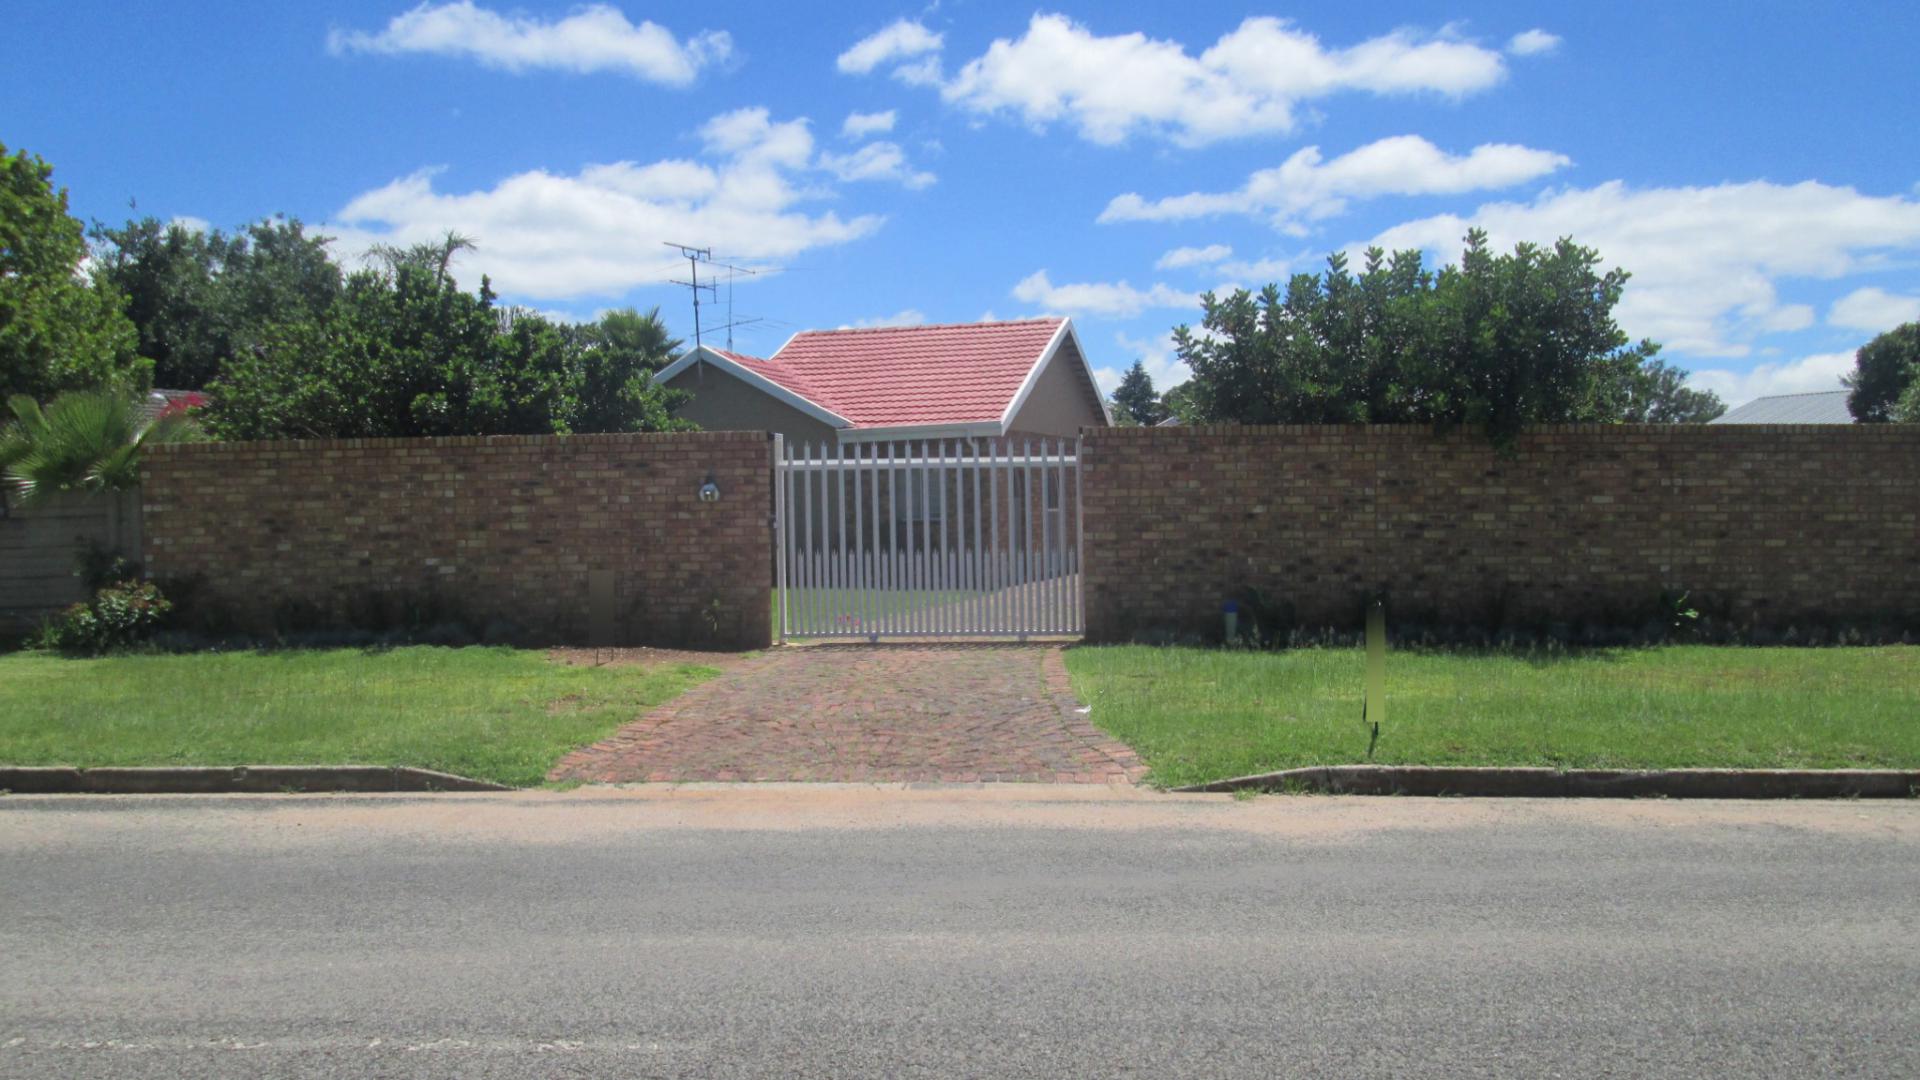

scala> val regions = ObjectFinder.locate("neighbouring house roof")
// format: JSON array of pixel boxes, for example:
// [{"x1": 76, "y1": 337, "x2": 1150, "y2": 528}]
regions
[
  {"x1": 656, "y1": 317, "x2": 1108, "y2": 435},
  {"x1": 140, "y1": 389, "x2": 206, "y2": 423},
  {"x1": 1709, "y1": 390, "x2": 1854, "y2": 424}
]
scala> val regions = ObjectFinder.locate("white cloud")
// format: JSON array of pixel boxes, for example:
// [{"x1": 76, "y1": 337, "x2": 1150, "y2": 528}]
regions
[
  {"x1": 816, "y1": 141, "x2": 936, "y2": 189},
  {"x1": 1686, "y1": 352, "x2": 1854, "y2": 407},
  {"x1": 836, "y1": 19, "x2": 942, "y2": 78},
  {"x1": 327, "y1": 1, "x2": 730, "y2": 85},
  {"x1": 1215, "y1": 254, "x2": 1302, "y2": 284},
  {"x1": 1507, "y1": 29, "x2": 1561, "y2": 57},
  {"x1": 1366, "y1": 179, "x2": 1920, "y2": 358},
  {"x1": 168, "y1": 215, "x2": 211, "y2": 234},
  {"x1": 325, "y1": 108, "x2": 883, "y2": 301},
  {"x1": 1156, "y1": 244, "x2": 1232, "y2": 269},
  {"x1": 1102, "y1": 135, "x2": 1569, "y2": 229},
  {"x1": 1011, "y1": 270, "x2": 1197, "y2": 318},
  {"x1": 841, "y1": 109, "x2": 897, "y2": 139},
  {"x1": 1829, "y1": 286, "x2": 1920, "y2": 333},
  {"x1": 921, "y1": 14, "x2": 1507, "y2": 146},
  {"x1": 840, "y1": 309, "x2": 928, "y2": 329}
]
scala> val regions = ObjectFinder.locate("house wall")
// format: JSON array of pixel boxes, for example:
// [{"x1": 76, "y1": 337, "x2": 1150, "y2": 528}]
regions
[
  {"x1": 1080, "y1": 424, "x2": 1920, "y2": 642},
  {"x1": 1007, "y1": 335, "x2": 1108, "y2": 438},
  {"x1": 140, "y1": 432, "x2": 774, "y2": 649},
  {"x1": 0, "y1": 489, "x2": 142, "y2": 636},
  {"x1": 665, "y1": 361, "x2": 840, "y2": 449}
]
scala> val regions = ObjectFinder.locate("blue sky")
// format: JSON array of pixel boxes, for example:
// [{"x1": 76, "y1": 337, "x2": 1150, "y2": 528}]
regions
[{"x1": 9, "y1": 1, "x2": 1920, "y2": 403}]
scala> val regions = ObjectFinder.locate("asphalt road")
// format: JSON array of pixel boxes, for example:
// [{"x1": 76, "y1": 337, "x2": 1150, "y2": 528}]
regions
[{"x1": 2, "y1": 787, "x2": 1916, "y2": 1078}]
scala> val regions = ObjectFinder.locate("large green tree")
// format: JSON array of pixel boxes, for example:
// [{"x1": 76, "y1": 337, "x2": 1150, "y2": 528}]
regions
[
  {"x1": 564, "y1": 306, "x2": 688, "y2": 433},
  {"x1": 1172, "y1": 231, "x2": 1723, "y2": 443},
  {"x1": 0, "y1": 142, "x2": 145, "y2": 402},
  {"x1": 89, "y1": 215, "x2": 341, "y2": 390},
  {"x1": 1109, "y1": 360, "x2": 1168, "y2": 426},
  {"x1": 203, "y1": 239, "x2": 688, "y2": 440},
  {"x1": 1844, "y1": 322, "x2": 1919, "y2": 422}
]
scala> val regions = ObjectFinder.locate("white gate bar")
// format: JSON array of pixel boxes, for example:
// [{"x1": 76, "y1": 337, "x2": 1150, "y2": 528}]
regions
[
  {"x1": 952, "y1": 438, "x2": 965, "y2": 635},
  {"x1": 774, "y1": 434, "x2": 787, "y2": 641},
  {"x1": 814, "y1": 440, "x2": 828, "y2": 636},
  {"x1": 1074, "y1": 436, "x2": 1085, "y2": 632},
  {"x1": 1044, "y1": 437, "x2": 1057, "y2": 633},
  {"x1": 970, "y1": 438, "x2": 983, "y2": 634}
]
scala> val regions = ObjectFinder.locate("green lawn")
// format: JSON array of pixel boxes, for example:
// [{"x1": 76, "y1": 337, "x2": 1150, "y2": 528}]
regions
[
  {"x1": 0, "y1": 646, "x2": 719, "y2": 787},
  {"x1": 1065, "y1": 645, "x2": 1920, "y2": 789}
]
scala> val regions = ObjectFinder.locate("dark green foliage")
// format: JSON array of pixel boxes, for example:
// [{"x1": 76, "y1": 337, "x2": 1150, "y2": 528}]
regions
[
  {"x1": 1173, "y1": 231, "x2": 1724, "y2": 443},
  {"x1": 1110, "y1": 360, "x2": 1168, "y2": 426},
  {"x1": 91, "y1": 219, "x2": 691, "y2": 439},
  {"x1": 565, "y1": 306, "x2": 689, "y2": 433},
  {"x1": 33, "y1": 578, "x2": 173, "y2": 655},
  {"x1": 0, "y1": 142, "x2": 146, "y2": 401},
  {"x1": 1845, "y1": 322, "x2": 1920, "y2": 422},
  {"x1": 88, "y1": 216, "x2": 341, "y2": 390},
  {"x1": 202, "y1": 255, "x2": 690, "y2": 440},
  {"x1": 1616, "y1": 360, "x2": 1727, "y2": 423}
]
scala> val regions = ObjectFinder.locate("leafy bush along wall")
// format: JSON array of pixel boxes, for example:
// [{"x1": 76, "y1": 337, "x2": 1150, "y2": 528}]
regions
[
  {"x1": 139, "y1": 432, "x2": 774, "y2": 649},
  {"x1": 1079, "y1": 425, "x2": 1920, "y2": 644}
]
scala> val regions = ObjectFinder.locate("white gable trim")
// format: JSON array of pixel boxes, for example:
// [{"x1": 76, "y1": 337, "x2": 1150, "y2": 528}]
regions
[
  {"x1": 657, "y1": 344, "x2": 852, "y2": 429},
  {"x1": 998, "y1": 318, "x2": 1112, "y2": 430},
  {"x1": 837, "y1": 421, "x2": 1003, "y2": 442}
]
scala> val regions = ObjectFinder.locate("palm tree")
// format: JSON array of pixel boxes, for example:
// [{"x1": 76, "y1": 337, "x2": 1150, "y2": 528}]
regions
[{"x1": 0, "y1": 389, "x2": 202, "y2": 508}]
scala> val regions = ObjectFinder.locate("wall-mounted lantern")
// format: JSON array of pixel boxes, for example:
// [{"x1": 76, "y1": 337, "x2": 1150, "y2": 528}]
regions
[{"x1": 698, "y1": 479, "x2": 722, "y2": 503}]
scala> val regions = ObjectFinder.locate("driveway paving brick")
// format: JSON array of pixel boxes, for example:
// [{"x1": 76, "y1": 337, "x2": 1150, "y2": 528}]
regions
[{"x1": 549, "y1": 645, "x2": 1144, "y2": 784}]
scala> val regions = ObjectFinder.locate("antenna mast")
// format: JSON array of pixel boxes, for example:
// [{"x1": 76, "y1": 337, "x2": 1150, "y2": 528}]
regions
[
  {"x1": 665, "y1": 242, "x2": 714, "y2": 347},
  {"x1": 665, "y1": 242, "x2": 762, "y2": 351}
]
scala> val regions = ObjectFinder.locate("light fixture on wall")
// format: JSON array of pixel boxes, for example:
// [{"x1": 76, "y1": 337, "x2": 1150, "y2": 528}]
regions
[{"x1": 698, "y1": 477, "x2": 722, "y2": 503}]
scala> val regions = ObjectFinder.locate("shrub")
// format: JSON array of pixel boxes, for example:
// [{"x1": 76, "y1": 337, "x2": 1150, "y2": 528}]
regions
[{"x1": 33, "y1": 578, "x2": 173, "y2": 655}]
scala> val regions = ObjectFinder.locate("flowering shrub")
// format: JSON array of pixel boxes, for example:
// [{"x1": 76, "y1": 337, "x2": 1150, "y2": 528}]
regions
[{"x1": 33, "y1": 579, "x2": 173, "y2": 655}]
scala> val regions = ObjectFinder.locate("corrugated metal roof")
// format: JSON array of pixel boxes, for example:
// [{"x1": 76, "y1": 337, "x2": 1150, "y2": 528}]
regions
[{"x1": 1710, "y1": 390, "x2": 1854, "y2": 424}]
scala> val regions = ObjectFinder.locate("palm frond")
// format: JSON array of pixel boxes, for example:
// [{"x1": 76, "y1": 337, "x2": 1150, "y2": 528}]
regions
[{"x1": 0, "y1": 389, "x2": 203, "y2": 508}]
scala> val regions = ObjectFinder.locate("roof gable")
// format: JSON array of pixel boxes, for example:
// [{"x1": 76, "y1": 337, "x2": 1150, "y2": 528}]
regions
[{"x1": 660, "y1": 317, "x2": 1100, "y2": 433}]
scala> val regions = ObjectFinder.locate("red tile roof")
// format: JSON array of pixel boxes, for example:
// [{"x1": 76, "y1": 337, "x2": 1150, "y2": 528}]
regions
[{"x1": 720, "y1": 318, "x2": 1069, "y2": 429}]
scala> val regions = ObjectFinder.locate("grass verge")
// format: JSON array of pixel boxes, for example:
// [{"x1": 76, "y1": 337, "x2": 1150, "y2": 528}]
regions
[
  {"x1": 0, "y1": 646, "x2": 719, "y2": 787},
  {"x1": 1065, "y1": 645, "x2": 1920, "y2": 789}
]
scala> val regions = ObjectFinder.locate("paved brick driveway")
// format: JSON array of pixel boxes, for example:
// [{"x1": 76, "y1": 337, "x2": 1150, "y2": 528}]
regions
[{"x1": 549, "y1": 645, "x2": 1145, "y2": 784}]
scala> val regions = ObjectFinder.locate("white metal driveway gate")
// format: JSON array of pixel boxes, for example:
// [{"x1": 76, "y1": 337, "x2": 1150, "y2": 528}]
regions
[{"x1": 774, "y1": 436, "x2": 1083, "y2": 640}]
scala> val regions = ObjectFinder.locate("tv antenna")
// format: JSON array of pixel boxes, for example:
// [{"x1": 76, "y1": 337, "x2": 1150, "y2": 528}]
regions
[{"x1": 665, "y1": 242, "x2": 761, "y2": 350}]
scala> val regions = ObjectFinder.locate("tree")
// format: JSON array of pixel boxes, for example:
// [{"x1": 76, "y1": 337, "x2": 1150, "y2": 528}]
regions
[
  {"x1": 1845, "y1": 322, "x2": 1919, "y2": 422},
  {"x1": 202, "y1": 247, "x2": 690, "y2": 440},
  {"x1": 1172, "y1": 231, "x2": 1723, "y2": 443},
  {"x1": 0, "y1": 142, "x2": 145, "y2": 402},
  {"x1": 0, "y1": 389, "x2": 200, "y2": 506},
  {"x1": 1109, "y1": 360, "x2": 1168, "y2": 426},
  {"x1": 1615, "y1": 359, "x2": 1727, "y2": 423},
  {"x1": 90, "y1": 215, "x2": 341, "y2": 390},
  {"x1": 564, "y1": 306, "x2": 689, "y2": 434}
]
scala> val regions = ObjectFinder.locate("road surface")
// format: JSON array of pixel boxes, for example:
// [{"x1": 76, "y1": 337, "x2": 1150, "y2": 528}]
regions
[{"x1": 3, "y1": 786, "x2": 1916, "y2": 1078}]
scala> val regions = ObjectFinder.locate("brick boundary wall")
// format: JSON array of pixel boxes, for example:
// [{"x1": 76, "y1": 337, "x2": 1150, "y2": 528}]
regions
[
  {"x1": 1080, "y1": 424, "x2": 1920, "y2": 642},
  {"x1": 141, "y1": 431, "x2": 774, "y2": 649}
]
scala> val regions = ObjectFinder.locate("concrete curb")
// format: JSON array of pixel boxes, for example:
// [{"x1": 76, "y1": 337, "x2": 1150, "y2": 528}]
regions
[
  {"x1": 1174, "y1": 766, "x2": 1920, "y2": 799},
  {"x1": 0, "y1": 766, "x2": 511, "y2": 795}
]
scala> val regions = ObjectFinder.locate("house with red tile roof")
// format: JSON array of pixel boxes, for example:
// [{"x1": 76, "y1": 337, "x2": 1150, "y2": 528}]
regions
[{"x1": 655, "y1": 317, "x2": 1110, "y2": 446}]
